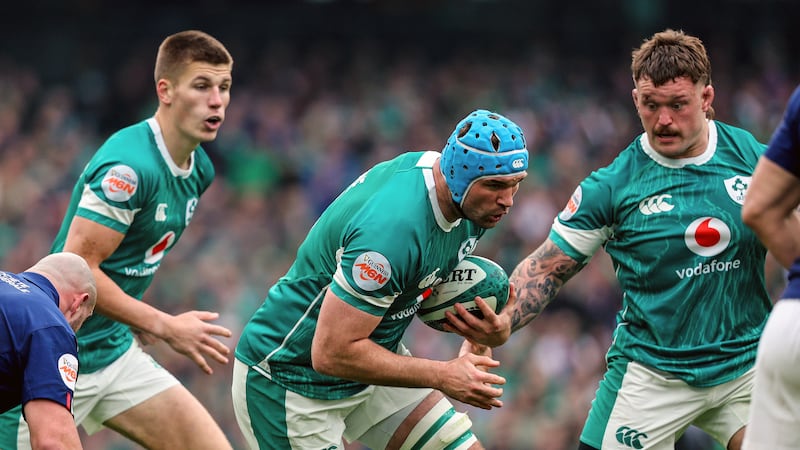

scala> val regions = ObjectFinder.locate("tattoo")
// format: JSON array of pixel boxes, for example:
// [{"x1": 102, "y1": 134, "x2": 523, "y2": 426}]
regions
[{"x1": 508, "y1": 239, "x2": 583, "y2": 332}]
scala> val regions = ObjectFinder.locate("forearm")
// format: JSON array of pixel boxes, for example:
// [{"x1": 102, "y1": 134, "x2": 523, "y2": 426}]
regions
[
  {"x1": 318, "y1": 338, "x2": 446, "y2": 389},
  {"x1": 752, "y1": 212, "x2": 800, "y2": 268},
  {"x1": 92, "y1": 268, "x2": 171, "y2": 338},
  {"x1": 507, "y1": 239, "x2": 583, "y2": 332},
  {"x1": 25, "y1": 401, "x2": 83, "y2": 450}
]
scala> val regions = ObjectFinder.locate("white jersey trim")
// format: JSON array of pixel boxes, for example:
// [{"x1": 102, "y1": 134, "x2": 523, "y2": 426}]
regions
[
  {"x1": 146, "y1": 117, "x2": 194, "y2": 178},
  {"x1": 551, "y1": 218, "x2": 613, "y2": 260},
  {"x1": 79, "y1": 184, "x2": 139, "y2": 225},
  {"x1": 639, "y1": 120, "x2": 718, "y2": 168},
  {"x1": 419, "y1": 151, "x2": 460, "y2": 232}
]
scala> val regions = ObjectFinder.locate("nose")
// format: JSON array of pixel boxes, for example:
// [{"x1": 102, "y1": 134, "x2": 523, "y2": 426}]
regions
[
  {"x1": 498, "y1": 187, "x2": 515, "y2": 208},
  {"x1": 657, "y1": 108, "x2": 673, "y2": 125},
  {"x1": 209, "y1": 87, "x2": 224, "y2": 108}
]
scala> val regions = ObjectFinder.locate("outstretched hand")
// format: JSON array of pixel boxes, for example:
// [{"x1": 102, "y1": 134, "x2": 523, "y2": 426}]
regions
[
  {"x1": 443, "y1": 283, "x2": 517, "y2": 348},
  {"x1": 162, "y1": 311, "x2": 233, "y2": 374}
]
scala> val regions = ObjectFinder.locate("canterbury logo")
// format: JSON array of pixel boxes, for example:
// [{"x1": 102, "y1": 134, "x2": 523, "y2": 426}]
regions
[
  {"x1": 638, "y1": 194, "x2": 673, "y2": 215},
  {"x1": 616, "y1": 426, "x2": 648, "y2": 449}
]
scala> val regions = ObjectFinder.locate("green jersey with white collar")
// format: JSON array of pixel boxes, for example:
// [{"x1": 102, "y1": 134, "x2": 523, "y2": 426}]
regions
[
  {"x1": 550, "y1": 121, "x2": 771, "y2": 387},
  {"x1": 51, "y1": 118, "x2": 215, "y2": 373},
  {"x1": 235, "y1": 151, "x2": 485, "y2": 400}
]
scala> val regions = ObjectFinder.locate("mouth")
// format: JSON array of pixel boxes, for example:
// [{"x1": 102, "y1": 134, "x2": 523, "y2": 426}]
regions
[{"x1": 204, "y1": 116, "x2": 223, "y2": 130}]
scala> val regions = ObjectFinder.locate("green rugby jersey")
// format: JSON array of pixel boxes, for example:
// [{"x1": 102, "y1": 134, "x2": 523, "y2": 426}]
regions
[
  {"x1": 551, "y1": 121, "x2": 771, "y2": 387},
  {"x1": 235, "y1": 151, "x2": 485, "y2": 400},
  {"x1": 51, "y1": 118, "x2": 215, "y2": 373}
]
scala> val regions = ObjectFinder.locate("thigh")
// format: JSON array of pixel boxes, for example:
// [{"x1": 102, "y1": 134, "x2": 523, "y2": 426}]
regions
[
  {"x1": 233, "y1": 359, "x2": 360, "y2": 450},
  {"x1": 106, "y1": 384, "x2": 231, "y2": 450},
  {"x1": 352, "y1": 389, "x2": 479, "y2": 450},
  {"x1": 693, "y1": 368, "x2": 752, "y2": 448},
  {"x1": 583, "y1": 358, "x2": 703, "y2": 450},
  {"x1": 743, "y1": 300, "x2": 800, "y2": 450},
  {"x1": 76, "y1": 340, "x2": 179, "y2": 435}
]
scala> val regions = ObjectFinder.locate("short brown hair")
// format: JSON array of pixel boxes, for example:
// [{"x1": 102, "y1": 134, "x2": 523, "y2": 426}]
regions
[
  {"x1": 631, "y1": 29, "x2": 711, "y2": 88},
  {"x1": 154, "y1": 30, "x2": 233, "y2": 83}
]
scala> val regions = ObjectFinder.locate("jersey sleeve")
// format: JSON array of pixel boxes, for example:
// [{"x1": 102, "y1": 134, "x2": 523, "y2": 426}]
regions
[
  {"x1": 75, "y1": 153, "x2": 152, "y2": 234},
  {"x1": 549, "y1": 174, "x2": 616, "y2": 263},
  {"x1": 21, "y1": 326, "x2": 79, "y2": 413},
  {"x1": 765, "y1": 85, "x2": 800, "y2": 177},
  {"x1": 330, "y1": 222, "x2": 417, "y2": 317}
]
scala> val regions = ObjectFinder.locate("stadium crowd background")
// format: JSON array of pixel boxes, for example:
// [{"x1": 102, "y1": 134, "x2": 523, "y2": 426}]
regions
[{"x1": 1, "y1": 1, "x2": 798, "y2": 449}]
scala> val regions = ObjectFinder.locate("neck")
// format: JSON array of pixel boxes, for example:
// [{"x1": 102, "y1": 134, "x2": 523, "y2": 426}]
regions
[
  {"x1": 154, "y1": 111, "x2": 195, "y2": 169},
  {"x1": 433, "y1": 159, "x2": 463, "y2": 222}
]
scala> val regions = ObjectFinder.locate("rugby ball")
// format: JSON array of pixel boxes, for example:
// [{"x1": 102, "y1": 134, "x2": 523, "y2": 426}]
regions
[{"x1": 418, "y1": 255, "x2": 509, "y2": 332}]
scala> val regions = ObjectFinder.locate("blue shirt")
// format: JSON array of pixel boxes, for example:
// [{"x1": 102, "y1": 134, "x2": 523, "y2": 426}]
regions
[
  {"x1": 0, "y1": 271, "x2": 79, "y2": 414},
  {"x1": 764, "y1": 85, "x2": 800, "y2": 299}
]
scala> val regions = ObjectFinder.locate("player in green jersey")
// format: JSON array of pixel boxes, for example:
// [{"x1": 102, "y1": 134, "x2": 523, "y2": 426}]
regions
[
  {"x1": 233, "y1": 109, "x2": 528, "y2": 449},
  {"x1": 453, "y1": 29, "x2": 771, "y2": 450},
  {"x1": 0, "y1": 30, "x2": 234, "y2": 450}
]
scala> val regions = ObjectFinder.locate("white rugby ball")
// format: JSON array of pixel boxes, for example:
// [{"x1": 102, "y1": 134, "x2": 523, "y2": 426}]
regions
[{"x1": 418, "y1": 255, "x2": 509, "y2": 332}]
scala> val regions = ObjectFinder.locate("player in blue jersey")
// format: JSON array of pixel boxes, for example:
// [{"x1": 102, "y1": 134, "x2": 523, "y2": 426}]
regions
[
  {"x1": 0, "y1": 30, "x2": 234, "y2": 450},
  {"x1": 741, "y1": 85, "x2": 800, "y2": 450},
  {"x1": 232, "y1": 109, "x2": 528, "y2": 449},
  {"x1": 1, "y1": 252, "x2": 96, "y2": 450},
  {"x1": 457, "y1": 29, "x2": 771, "y2": 450}
]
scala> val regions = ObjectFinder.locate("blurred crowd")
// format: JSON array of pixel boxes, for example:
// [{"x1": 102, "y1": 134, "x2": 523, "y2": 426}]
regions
[{"x1": 0, "y1": 18, "x2": 796, "y2": 450}]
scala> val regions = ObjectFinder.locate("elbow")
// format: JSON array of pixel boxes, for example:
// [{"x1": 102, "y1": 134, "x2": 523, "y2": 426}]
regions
[
  {"x1": 741, "y1": 202, "x2": 763, "y2": 232},
  {"x1": 310, "y1": 340, "x2": 336, "y2": 376}
]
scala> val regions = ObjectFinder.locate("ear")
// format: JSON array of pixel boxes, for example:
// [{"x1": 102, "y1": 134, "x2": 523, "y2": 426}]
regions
[
  {"x1": 701, "y1": 85, "x2": 714, "y2": 113},
  {"x1": 631, "y1": 89, "x2": 639, "y2": 112},
  {"x1": 156, "y1": 79, "x2": 173, "y2": 105}
]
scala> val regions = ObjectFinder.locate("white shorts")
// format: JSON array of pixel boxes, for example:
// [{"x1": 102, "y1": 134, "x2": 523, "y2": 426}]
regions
[
  {"x1": 743, "y1": 299, "x2": 800, "y2": 450},
  {"x1": 75, "y1": 339, "x2": 180, "y2": 434},
  {"x1": 586, "y1": 360, "x2": 752, "y2": 450},
  {"x1": 233, "y1": 344, "x2": 478, "y2": 449}
]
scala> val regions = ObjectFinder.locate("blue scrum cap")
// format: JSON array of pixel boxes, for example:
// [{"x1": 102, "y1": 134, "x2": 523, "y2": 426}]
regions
[{"x1": 440, "y1": 109, "x2": 528, "y2": 206}]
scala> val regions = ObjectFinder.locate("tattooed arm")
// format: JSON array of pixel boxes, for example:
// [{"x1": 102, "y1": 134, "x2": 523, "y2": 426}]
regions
[{"x1": 507, "y1": 238, "x2": 585, "y2": 333}]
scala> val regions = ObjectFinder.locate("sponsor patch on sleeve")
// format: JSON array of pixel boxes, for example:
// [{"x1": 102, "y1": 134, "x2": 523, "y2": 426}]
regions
[
  {"x1": 559, "y1": 185, "x2": 582, "y2": 221},
  {"x1": 101, "y1": 165, "x2": 139, "y2": 202},
  {"x1": 352, "y1": 251, "x2": 392, "y2": 291},
  {"x1": 58, "y1": 353, "x2": 79, "y2": 391}
]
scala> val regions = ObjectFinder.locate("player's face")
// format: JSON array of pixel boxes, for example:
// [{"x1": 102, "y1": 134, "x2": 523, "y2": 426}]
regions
[
  {"x1": 632, "y1": 76, "x2": 713, "y2": 159},
  {"x1": 170, "y1": 61, "x2": 232, "y2": 144},
  {"x1": 461, "y1": 173, "x2": 527, "y2": 228}
]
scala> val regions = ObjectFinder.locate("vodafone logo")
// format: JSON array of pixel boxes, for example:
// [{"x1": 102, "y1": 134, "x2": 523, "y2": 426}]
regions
[
  {"x1": 145, "y1": 231, "x2": 176, "y2": 264},
  {"x1": 101, "y1": 165, "x2": 138, "y2": 202},
  {"x1": 684, "y1": 217, "x2": 731, "y2": 257},
  {"x1": 58, "y1": 353, "x2": 79, "y2": 390},
  {"x1": 352, "y1": 251, "x2": 391, "y2": 291}
]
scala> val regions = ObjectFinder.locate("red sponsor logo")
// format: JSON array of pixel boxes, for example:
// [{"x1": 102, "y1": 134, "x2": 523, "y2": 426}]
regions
[
  {"x1": 60, "y1": 362, "x2": 77, "y2": 383},
  {"x1": 355, "y1": 262, "x2": 389, "y2": 285},
  {"x1": 105, "y1": 176, "x2": 136, "y2": 195}
]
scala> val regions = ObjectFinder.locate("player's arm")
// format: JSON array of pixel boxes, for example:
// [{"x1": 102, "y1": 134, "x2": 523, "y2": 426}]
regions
[
  {"x1": 311, "y1": 289, "x2": 506, "y2": 410},
  {"x1": 505, "y1": 237, "x2": 583, "y2": 333},
  {"x1": 24, "y1": 399, "x2": 83, "y2": 450},
  {"x1": 63, "y1": 217, "x2": 231, "y2": 374},
  {"x1": 742, "y1": 156, "x2": 800, "y2": 269}
]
